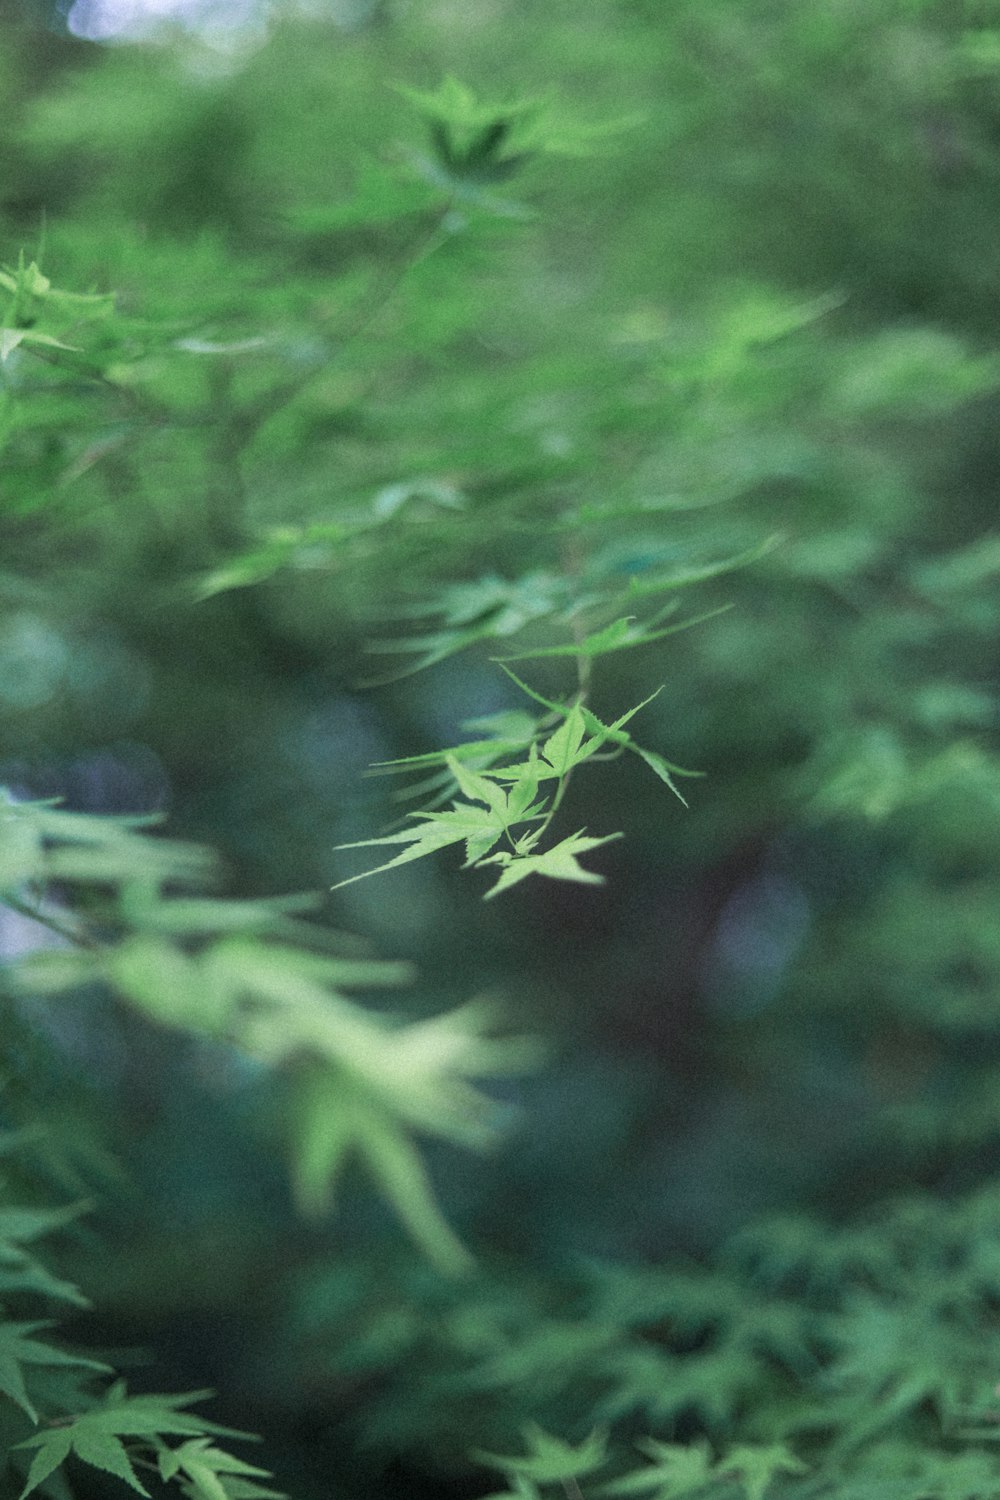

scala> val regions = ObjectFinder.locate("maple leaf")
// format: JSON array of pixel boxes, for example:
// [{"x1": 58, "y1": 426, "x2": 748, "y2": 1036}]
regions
[
  {"x1": 716, "y1": 1443, "x2": 808, "y2": 1500},
  {"x1": 0, "y1": 1320, "x2": 108, "y2": 1423},
  {"x1": 446, "y1": 753, "x2": 546, "y2": 838},
  {"x1": 499, "y1": 665, "x2": 698, "y2": 803},
  {"x1": 15, "y1": 1387, "x2": 247, "y2": 1499},
  {"x1": 332, "y1": 802, "x2": 505, "y2": 888},
  {"x1": 480, "y1": 830, "x2": 622, "y2": 898},
  {"x1": 473, "y1": 1423, "x2": 609, "y2": 1485},
  {"x1": 288, "y1": 1064, "x2": 474, "y2": 1274},
  {"x1": 598, "y1": 1438, "x2": 716, "y2": 1497},
  {"x1": 538, "y1": 704, "x2": 600, "y2": 776},
  {"x1": 158, "y1": 1437, "x2": 285, "y2": 1500}
]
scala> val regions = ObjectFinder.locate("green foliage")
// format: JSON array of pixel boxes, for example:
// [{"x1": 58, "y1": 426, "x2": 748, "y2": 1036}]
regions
[
  {"x1": 0, "y1": 1142, "x2": 279, "y2": 1500},
  {"x1": 15, "y1": 1386, "x2": 261, "y2": 1499},
  {"x1": 333, "y1": 678, "x2": 690, "y2": 895},
  {"x1": 472, "y1": 1425, "x2": 810, "y2": 1500},
  {"x1": 5, "y1": 4, "x2": 1000, "y2": 1500},
  {"x1": 1, "y1": 791, "x2": 535, "y2": 1274}
]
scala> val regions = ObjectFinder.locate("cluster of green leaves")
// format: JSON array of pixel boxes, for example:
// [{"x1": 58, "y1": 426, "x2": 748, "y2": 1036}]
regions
[
  {"x1": 476, "y1": 1426, "x2": 805, "y2": 1500},
  {"x1": 334, "y1": 671, "x2": 699, "y2": 898},
  {"x1": 0, "y1": 250, "x2": 113, "y2": 364},
  {"x1": 1, "y1": 792, "x2": 535, "y2": 1272},
  {"x1": 272, "y1": 1180, "x2": 1000, "y2": 1499},
  {"x1": 0, "y1": 1145, "x2": 282, "y2": 1500},
  {"x1": 0, "y1": 786, "x2": 538, "y2": 1497}
]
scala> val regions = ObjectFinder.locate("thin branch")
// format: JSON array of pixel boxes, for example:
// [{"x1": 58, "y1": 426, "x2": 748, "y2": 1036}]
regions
[{"x1": 2, "y1": 893, "x2": 101, "y2": 952}]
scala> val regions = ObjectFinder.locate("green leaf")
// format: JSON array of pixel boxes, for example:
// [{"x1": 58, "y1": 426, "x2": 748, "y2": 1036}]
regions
[
  {"x1": 366, "y1": 725, "x2": 537, "y2": 778},
  {"x1": 332, "y1": 804, "x2": 505, "y2": 888},
  {"x1": 107, "y1": 936, "x2": 225, "y2": 1036},
  {"x1": 0, "y1": 1246, "x2": 89, "y2": 1306},
  {"x1": 479, "y1": 1484, "x2": 542, "y2": 1500},
  {"x1": 0, "y1": 1201, "x2": 91, "y2": 1308},
  {"x1": 0, "y1": 258, "x2": 111, "y2": 311},
  {"x1": 288, "y1": 1066, "x2": 473, "y2": 1275},
  {"x1": 494, "y1": 671, "x2": 695, "y2": 802},
  {"x1": 16, "y1": 1389, "x2": 249, "y2": 1498},
  {"x1": 158, "y1": 1439, "x2": 285, "y2": 1500},
  {"x1": 495, "y1": 616, "x2": 639, "y2": 661},
  {"x1": 505, "y1": 745, "x2": 543, "y2": 821},
  {"x1": 287, "y1": 159, "x2": 437, "y2": 232},
  {"x1": 630, "y1": 746, "x2": 693, "y2": 805},
  {"x1": 442, "y1": 753, "x2": 547, "y2": 844},
  {"x1": 473, "y1": 1424, "x2": 609, "y2": 1485},
  {"x1": 364, "y1": 573, "x2": 562, "y2": 682},
  {"x1": 539, "y1": 703, "x2": 593, "y2": 775},
  {"x1": 0, "y1": 329, "x2": 81, "y2": 362},
  {"x1": 17, "y1": 1425, "x2": 73, "y2": 1500},
  {"x1": 69, "y1": 1427, "x2": 150, "y2": 1496},
  {"x1": 481, "y1": 830, "x2": 622, "y2": 898},
  {"x1": 495, "y1": 611, "x2": 727, "y2": 663},
  {"x1": 445, "y1": 756, "x2": 511, "y2": 819},
  {"x1": 0, "y1": 1205, "x2": 87, "y2": 1245},
  {"x1": 716, "y1": 1443, "x2": 808, "y2": 1500},
  {"x1": 575, "y1": 693, "x2": 701, "y2": 805},
  {"x1": 618, "y1": 535, "x2": 781, "y2": 598},
  {"x1": 0, "y1": 810, "x2": 44, "y2": 889},
  {"x1": 598, "y1": 1438, "x2": 716, "y2": 1498},
  {"x1": 396, "y1": 75, "x2": 541, "y2": 134},
  {"x1": 356, "y1": 1108, "x2": 474, "y2": 1276},
  {"x1": 0, "y1": 1321, "x2": 109, "y2": 1422}
]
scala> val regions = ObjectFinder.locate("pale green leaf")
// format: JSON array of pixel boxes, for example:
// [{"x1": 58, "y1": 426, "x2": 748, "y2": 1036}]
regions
[
  {"x1": 494, "y1": 672, "x2": 692, "y2": 805},
  {"x1": 460, "y1": 709, "x2": 540, "y2": 741},
  {"x1": 630, "y1": 746, "x2": 688, "y2": 805},
  {"x1": 107, "y1": 936, "x2": 226, "y2": 1036},
  {"x1": 357, "y1": 1109, "x2": 473, "y2": 1275},
  {"x1": 395, "y1": 74, "x2": 540, "y2": 133},
  {"x1": 116, "y1": 889, "x2": 325, "y2": 939},
  {"x1": 496, "y1": 616, "x2": 637, "y2": 661},
  {"x1": 10, "y1": 949, "x2": 100, "y2": 996},
  {"x1": 332, "y1": 804, "x2": 505, "y2": 888},
  {"x1": 482, "y1": 830, "x2": 622, "y2": 898},
  {"x1": 0, "y1": 1246, "x2": 89, "y2": 1305},
  {"x1": 540, "y1": 703, "x2": 592, "y2": 775},
  {"x1": 159, "y1": 1438, "x2": 277, "y2": 1488},
  {"x1": 619, "y1": 536, "x2": 776, "y2": 597},
  {"x1": 0, "y1": 329, "x2": 82, "y2": 362},
  {"x1": 288, "y1": 1066, "x2": 360, "y2": 1216},
  {"x1": 445, "y1": 756, "x2": 510, "y2": 818},
  {"x1": 505, "y1": 744, "x2": 542, "y2": 821},
  {"x1": 288, "y1": 1064, "x2": 473, "y2": 1272},
  {"x1": 0, "y1": 812, "x2": 44, "y2": 889},
  {"x1": 576, "y1": 694, "x2": 701, "y2": 804}
]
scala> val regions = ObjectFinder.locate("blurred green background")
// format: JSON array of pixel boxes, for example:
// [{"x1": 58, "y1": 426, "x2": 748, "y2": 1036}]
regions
[{"x1": 4, "y1": 1, "x2": 1000, "y2": 1496}]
